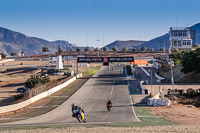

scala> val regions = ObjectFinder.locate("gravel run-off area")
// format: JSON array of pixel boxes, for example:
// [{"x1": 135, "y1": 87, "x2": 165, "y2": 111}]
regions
[{"x1": 1, "y1": 126, "x2": 200, "y2": 133}]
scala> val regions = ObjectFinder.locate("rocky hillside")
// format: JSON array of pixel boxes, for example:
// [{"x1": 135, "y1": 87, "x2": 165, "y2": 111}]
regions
[
  {"x1": 104, "y1": 40, "x2": 145, "y2": 51},
  {"x1": 0, "y1": 27, "x2": 78, "y2": 55}
]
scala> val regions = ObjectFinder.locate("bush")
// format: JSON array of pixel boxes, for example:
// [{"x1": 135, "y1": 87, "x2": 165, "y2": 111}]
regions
[
  {"x1": 0, "y1": 53, "x2": 6, "y2": 59},
  {"x1": 186, "y1": 88, "x2": 196, "y2": 97},
  {"x1": 126, "y1": 65, "x2": 133, "y2": 75},
  {"x1": 25, "y1": 75, "x2": 50, "y2": 89}
]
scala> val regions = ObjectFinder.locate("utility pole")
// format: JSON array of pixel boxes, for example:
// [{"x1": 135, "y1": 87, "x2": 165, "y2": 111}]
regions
[
  {"x1": 171, "y1": 63, "x2": 174, "y2": 90},
  {"x1": 151, "y1": 69, "x2": 153, "y2": 97}
]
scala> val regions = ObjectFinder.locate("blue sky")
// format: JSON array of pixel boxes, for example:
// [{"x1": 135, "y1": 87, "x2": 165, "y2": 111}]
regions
[{"x1": 0, "y1": 0, "x2": 199, "y2": 47}]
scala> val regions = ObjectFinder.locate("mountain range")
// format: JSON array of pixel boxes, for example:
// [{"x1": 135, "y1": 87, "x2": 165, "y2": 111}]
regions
[
  {"x1": 140, "y1": 23, "x2": 200, "y2": 50},
  {"x1": 104, "y1": 40, "x2": 145, "y2": 51},
  {"x1": 0, "y1": 27, "x2": 77, "y2": 55},
  {"x1": 0, "y1": 22, "x2": 200, "y2": 55}
]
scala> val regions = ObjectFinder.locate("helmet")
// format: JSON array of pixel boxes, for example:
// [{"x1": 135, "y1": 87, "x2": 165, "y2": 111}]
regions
[{"x1": 71, "y1": 103, "x2": 75, "y2": 108}]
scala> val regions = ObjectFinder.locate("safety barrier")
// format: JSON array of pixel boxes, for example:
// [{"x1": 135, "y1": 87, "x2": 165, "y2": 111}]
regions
[
  {"x1": 140, "y1": 81, "x2": 145, "y2": 95},
  {"x1": 155, "y1": 72, "x2": 165, "y2": 83},
  {"x1": 147, "y1": 98, "x2": 170, "y2": 106},
  {"x1": 0, "y1": 59, "x2": 15, "y2": 63},
  {"x1": 0, "y1": 73, "x2": 82, "y2": 114},
  {"x1": 140, "y1": 67, "x2": 150, "y2": 76}
]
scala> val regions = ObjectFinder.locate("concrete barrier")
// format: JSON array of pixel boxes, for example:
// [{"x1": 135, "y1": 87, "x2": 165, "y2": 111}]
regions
[
  {"x1": 0, "y1": 59, "x2": 15, "y2": 64},
  {"x1": 147, "y1": 98, "x2": 170, "y2": 106},
  {"x1": 155, "y1": 72, "x2": 165, "y2": 83},
  {"x1": 140, "y1": 81, "x2": 145, "y2": 95},
  {"x1": 0, "y1": 73, "x2": 82, "y2": 114},
  {"x1": 140, "y1": 67, "x2": 150, "y2": 76}
]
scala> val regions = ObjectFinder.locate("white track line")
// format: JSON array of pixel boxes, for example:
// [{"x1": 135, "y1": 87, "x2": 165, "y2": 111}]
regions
[
  {"x1": 125, "y1": 64, "x2": 140, "y2": 122},
  {"x1": 109, "y1": 78, "x2": 115, "y2": 100}
]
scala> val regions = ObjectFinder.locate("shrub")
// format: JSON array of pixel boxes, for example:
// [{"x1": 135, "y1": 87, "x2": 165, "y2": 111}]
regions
[{"x1": 25, "y1": 75, "x2": 50, "y2": 89}]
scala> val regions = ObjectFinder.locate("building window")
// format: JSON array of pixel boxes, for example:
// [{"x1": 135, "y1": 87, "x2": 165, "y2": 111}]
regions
[
  {"x1": 187, "y1": 41, "x2": 191, "y2": 45},
  {"x1": 174, "y1": 40, "x2": 177, "y2": 47},
  {"x1": 178, "y1": 41, "x2": 181, "y2": 46}
]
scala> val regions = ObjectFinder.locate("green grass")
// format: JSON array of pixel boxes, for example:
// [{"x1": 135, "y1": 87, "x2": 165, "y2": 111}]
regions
[
  {"x1": 126, "y1": 65, "x2": 133, "y2": 75},
  {"x1": 133, "y1": 106, "x2": 175, "y2": 126},
  {"x1": 82, "y1": 67, "x2": 101, "y2": 77}
]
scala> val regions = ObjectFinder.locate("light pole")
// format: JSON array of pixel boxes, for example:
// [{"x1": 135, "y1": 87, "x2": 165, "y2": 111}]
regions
[
  {"x1": 151, "y1": 69, "x2": 153, "y2": 97},
  {"x1": 66, "y1": 44, "x2": 70, "y2": 66},
  {"x1": 171, "y1": 62, "x2": 174, "y2": 90},
  {"x1": 96, "y1": 39, "x2": 100, "y2": 57}
]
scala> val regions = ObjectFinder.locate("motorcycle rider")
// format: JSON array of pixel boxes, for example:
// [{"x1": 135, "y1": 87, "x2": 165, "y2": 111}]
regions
[
  {"x1": 106, "y1": 100, "x2": 112, "y2": 111},
  {"x1": 71, "y1": 104, "x2": 84, "y2": 117}
]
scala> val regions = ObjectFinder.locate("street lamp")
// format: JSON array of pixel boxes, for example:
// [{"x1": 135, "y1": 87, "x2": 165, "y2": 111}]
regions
[{"x1": 96, "y1": 39, "x2": 100, "y2": 57}]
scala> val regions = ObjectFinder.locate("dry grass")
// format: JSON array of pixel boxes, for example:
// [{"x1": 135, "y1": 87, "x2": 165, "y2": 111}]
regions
[{"x1": 1, "y1": 125, "x2": 200, "y2": 133}]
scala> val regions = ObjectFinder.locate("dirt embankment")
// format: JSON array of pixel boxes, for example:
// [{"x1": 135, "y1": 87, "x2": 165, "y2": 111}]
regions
[
  {"x1": 152, "y1": 103, "x2": 200, "y2": 126},
  {"x1": 159, "y1": 65, "x2": 200, "y2": 83}
]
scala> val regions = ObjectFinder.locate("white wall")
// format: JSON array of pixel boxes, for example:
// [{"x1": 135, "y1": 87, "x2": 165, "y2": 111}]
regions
[{"x1": 0, "y1": 73, "x2": 82, "y2": 114}]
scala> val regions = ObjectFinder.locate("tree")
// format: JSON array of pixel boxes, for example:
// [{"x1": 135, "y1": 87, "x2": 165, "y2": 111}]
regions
[
  {"x1": 76, "y1": 47, "x2": 81, "y2": 53},
  {"x1": 84, "y1": 46, "x2": 91, "y2": 52},
  {"x1": 103, "y1": 47, "x2": 109, "y2": 54},
  {"x1": 151, "y1": 48, "x2": 154, "y2": 53},
  {"x1": 58, "y1": 46, "x2": 63, "y2": 55},
  {"x1": 20, "y1": 51, "x2": 24, "y2": 57},
  {"x1": 112, "y1": 46, "x2": 118, "y2": 53},
  {"x1": 42, "y1": 47, "x2": 49, "y2": 54},
  {"x1": 10, "y1": 52, "x2": 16, "y2": 56},
  {"x1": 0, "y1": 53, "x2": 6, "y2": 59},
  {"x1": 132, "y1": 48, "x2": 137, "y2": 53},
  {"x1": 160, "y1": 48, "x2": 165, "y2": 52},
  {"x1": 193, "y1": 43, "x2": 199, "y2": 48},
  {"x1": 69, "y1": 47, "x2": 73, "y2": 52},
  {"x1": 25, "y1": 75, "x2": 50, "y2": 89},
  {"x1": 169, "y1": 49, "x2": 185, "y2": 65},
  {"x1": 122, "y1": 47, "x2": 128, "y2": 53},
  {"x1": 141, "y1": 46, "x2": 147, "y2": 52},
  {"x1": 94, "y1": 47, "x2": 99, "y2": 52}
]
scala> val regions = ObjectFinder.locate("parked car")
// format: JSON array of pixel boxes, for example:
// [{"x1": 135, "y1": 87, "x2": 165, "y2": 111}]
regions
[{"x1": 17, "y1": 87, "x2": 29, "y2": 93}]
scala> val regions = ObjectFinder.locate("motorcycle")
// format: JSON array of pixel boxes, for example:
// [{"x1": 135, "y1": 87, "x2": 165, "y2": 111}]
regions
[
  {"x1": 72, "y1": 109, "x2": 86, "y2": 123},
  {"x1": 107, "y1": 103, "x2": 112, "y2": 112}
]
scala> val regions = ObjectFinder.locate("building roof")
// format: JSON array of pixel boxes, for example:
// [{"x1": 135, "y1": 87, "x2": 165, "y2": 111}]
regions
[{"x1": 133, "y1": 60, "x2": 148, "y2": 65}]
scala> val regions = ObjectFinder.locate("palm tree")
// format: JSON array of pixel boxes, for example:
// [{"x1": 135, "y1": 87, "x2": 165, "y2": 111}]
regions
[
  {"x1": 10, "y1": 52, "x2": 16, "y2": 56},
  {"x1": 103, "y1": 47, "x2": 109, "y2": 54},
  {"x1": 20, "y1": 51, "x2": 24, "y2": 57},
  {"x1": 151, "y1": 48, "x2": 154, "y2": 53},
  {"x1": 76, "y1": 47, "x2": 81, "y2": 53},
  {"x1": 42, "y1": 47, "x2": 49, "y2": 54},
  {"x1": 141, "y1": 46, "x2": 147, "y2": 52},
  {"x1": 69, "y1": 47, "x2": 73, "y2": 52},
  {"x1": 132, "y1": 48, "x2": 137, "y2": 53},
  {"x1": 112, "y1": 46, "x2": 118, "y2": 53},
  {"x1": 0, "y1": 53, "x2": 6, "y2": 59},
  {"x1": 122, "y1": 47, "x2": 128, "y2": 53},
  {"x1": 160, "y1": 48, "x2": 165, "y2": 52},
  {"x1": 94, "y1": 47, "x2": 99, "y2": 52},
  {"x1": 84, "y1": 46, "x2": 91, "y2": 52}
]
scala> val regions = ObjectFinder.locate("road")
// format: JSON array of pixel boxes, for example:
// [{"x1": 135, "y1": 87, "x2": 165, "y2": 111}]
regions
[{"x1": 1, "y1": 63, "x2": 139, "y2": 126}]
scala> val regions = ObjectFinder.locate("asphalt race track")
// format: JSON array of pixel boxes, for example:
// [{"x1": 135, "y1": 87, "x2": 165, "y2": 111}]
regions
[{"x1": 1, "y1": 63, "x2": 139, "y2": 126}]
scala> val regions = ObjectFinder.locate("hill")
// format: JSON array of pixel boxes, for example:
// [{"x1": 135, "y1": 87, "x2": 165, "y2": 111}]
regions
[
  {"x1": 104, "y1": 40, "x2": 146, "y2": 51},
  {"x1": 140, "y1": 23, "x2": 200, "y2": 50},
  {"x1": 0, "y1": 27, "x2": 78, "y2": 55}
]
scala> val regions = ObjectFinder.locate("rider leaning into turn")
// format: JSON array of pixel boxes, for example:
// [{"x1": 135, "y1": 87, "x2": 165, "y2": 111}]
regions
[{"x1": 71, "y1": 103, "x2": 84, "y2": 117}]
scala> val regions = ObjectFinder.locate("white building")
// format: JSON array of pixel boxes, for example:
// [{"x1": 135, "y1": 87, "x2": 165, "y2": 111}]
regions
[{"x1": 169, "y1": 27, "x2": 192, "y2": 50}]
